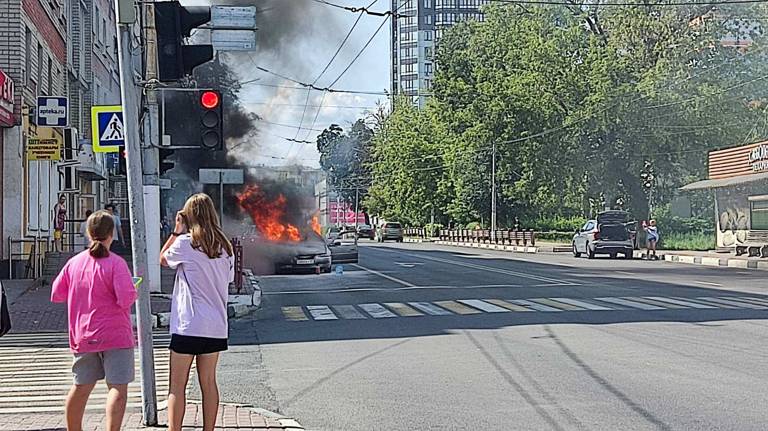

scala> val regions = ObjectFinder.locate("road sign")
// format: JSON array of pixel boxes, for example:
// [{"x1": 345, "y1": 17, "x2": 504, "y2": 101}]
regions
[
  {"x1": 36, "y1": 97, "x2": 68, "y2": 127},
  {"x1": 199, "y1": 168, "x2": 244, "y2": 184},
  {"x1": 27, "y1": 138, "x2": 62, "y2": 161},
  {"x1": 212, "y1": 30, "x2": 256, "y2": 51},
  {"x1": 91, "y1": 105, "x2": 124, "y2": 152},
  {"x1": 211, "y1": 6, "x2": 256, "y2": 28}
]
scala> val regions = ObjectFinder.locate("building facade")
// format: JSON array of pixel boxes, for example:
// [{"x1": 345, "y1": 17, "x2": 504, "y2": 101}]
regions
[{"x1": 390, "y1": 0, "x2": 488, "y2": 107}]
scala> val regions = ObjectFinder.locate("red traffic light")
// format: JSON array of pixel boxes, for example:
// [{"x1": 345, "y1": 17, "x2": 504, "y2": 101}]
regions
[{"x1": 200, "y1": 91, "x2": 220, "y2": 109}]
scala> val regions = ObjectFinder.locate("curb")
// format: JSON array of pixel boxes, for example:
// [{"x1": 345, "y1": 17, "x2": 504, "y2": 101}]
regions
[
  {"x1": 403, "y1": 238, "x2": 435, "y2": 243},
  {"x1": 434, "y1": 240, "x2": 538, "y2": 254},
  {"x1": 632, "y1": 250, "x2": 768, "y2": 270}
]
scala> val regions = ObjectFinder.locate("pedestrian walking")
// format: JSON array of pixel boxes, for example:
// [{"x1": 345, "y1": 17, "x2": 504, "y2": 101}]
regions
[
  {"x1": 104, "y1": 204, "x2": 125, "y2": 253},
  {"x1": 160, "y1": 193, "x2": 234, "y2": 431},
  {"x1": 79, "y1": 210, "x2": 93, "y2": 249},
  {"x1": 51, "y1": 210, "x2": 138, "y2": 431},
  {"x1": 53, "y1": 195, "x2": 67, "y2": 253},
  {"x1": 643, "y1": 219, "x2": 660, "y2": 260}
]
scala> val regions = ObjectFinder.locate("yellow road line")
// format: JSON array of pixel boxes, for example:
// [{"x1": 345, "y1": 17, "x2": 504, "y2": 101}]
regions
[
  {"x1": 383, "y1": 302, "x2": 423, "y2": 316},
  {"x1": 433, "y1": 301, "x2": 482, "y2": 315},
  {"x1": 282, "y1": 306, "x2": 309, "y2": 321},
  {"x1": 484, "y1": 299, "x2": 533, "y2": 312}
]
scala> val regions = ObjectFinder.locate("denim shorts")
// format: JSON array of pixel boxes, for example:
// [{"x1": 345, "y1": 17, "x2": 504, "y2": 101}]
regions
[{"x1": 72, "y1": 348, "x2": 135, "y2": 385}]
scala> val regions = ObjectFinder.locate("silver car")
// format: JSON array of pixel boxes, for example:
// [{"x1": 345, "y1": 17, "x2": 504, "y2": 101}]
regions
[
  {"x1": 573, "y1": 211, "x2": 634, "y2": 259},
  {"x1": 377, "y1": 222, "x2": 403, "y2": 242}
]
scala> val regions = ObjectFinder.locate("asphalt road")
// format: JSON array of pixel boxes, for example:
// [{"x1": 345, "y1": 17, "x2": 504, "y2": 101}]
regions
[{"x1": 203, "y1": 242, "x2": 768, "y2": 431}]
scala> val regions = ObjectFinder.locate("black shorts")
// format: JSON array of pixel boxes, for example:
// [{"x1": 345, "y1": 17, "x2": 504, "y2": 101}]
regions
[{"x1": 169, "y1": 334, "x2": 228, "y2": 355}]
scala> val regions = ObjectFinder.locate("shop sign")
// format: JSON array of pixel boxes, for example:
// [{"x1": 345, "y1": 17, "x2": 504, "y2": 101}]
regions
[
  {"x1": 750, "y1": 144, "x2": 768, "y2": 172},
  {"x1": 0, "y1": 68, "x2": 14, "y2": 127},
  {"x1": 27, "y1": 138, "x2": 62, "y2": 161}
]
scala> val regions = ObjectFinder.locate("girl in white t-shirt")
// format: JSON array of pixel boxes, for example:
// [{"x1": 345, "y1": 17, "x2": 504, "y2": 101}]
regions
[{"x1": 160, "y1": 193, "x2": 234, "y2": 431}]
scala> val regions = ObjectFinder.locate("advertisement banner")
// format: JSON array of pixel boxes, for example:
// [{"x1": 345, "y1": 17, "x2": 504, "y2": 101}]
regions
[
  {"x1": 27, "y1": 138, "x2": 62, "y2": 161},
  {"x1": 329, "y1": 202, "x2": 365, "y2": 224},
  {"x1": 0, "y1": 68, "x2": 14, "y2": 127}
]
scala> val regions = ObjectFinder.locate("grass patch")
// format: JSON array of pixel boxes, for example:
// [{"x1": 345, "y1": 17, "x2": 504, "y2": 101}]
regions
[{"x1": 659, "y1": 232, "x2": 714, "y2": 251}]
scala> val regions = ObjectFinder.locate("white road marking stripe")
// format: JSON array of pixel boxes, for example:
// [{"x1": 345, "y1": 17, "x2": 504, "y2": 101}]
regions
[
  {"x1": 332, "y1": 305, "x2": 367, "y2": 320},
  {"x1": 550, "y1": 298, "x2": 612, "y2": 311},
  {"x1": 506, "y1": 299, "x2": 562, "y2": 312},
  {"x1": 264, "y1": 284, "x2": 523, "y2": 295},
  {"x1": 407, "y1": 302, "x2": 453, "y2": 316},
  {"x1": 596, "y1": 297, "x2": 666, "y2": 310},
  {"x1": 699, "y1": 297, "x2": 768, "y2": 309},
  {"x1": 358, "y1": 303, "x2": 397, "y2": 318},
  {"x1": 351, "y1": 264, "x2": 416, "y2": 287},
  {"x1": 694, "y1": 280, "x2": 723, "y2": 287},
  {"x1": 458, "y1": 299, "x2": 509, "y2": 313},
  {"x1": 737, "y1": 297, "x2": 768, "y2": 306},
  {"x1": 306, "y1": 305, "x2": 339, "y2": 320},
  {"x1": 645, "y1": 297, "x2": 717, "y2": 309}
]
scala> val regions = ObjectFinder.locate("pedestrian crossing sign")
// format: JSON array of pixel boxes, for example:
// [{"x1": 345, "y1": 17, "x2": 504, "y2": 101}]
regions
[{"x1": 91, "y1": 105, "x2": 124, "y2": 153}]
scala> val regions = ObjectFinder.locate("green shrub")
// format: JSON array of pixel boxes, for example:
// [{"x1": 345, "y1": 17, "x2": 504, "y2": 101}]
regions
[
  {"x1": 464, "y1": 222, "x2": 483, "y2": 230},
  {"x1": 425, "y1": 223, "x2": 444, "y2": 237},
  {"x1": 528, "y1": 216, "x2": 586, "y2": 232},
  {"x1": 658, "y1": 232, "x2": 714, "y2": 251},
  {"x1": 652, "y1": 206, "x2": 713, "y2": 235},
  {"x1": 535, "y1": 232, "x2": 575, "y2": 243}
]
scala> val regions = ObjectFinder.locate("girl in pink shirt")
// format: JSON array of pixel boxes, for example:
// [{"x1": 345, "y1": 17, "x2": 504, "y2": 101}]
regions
[{"x1": 51, "y1": 210, "x2": 137, "y2": 431}]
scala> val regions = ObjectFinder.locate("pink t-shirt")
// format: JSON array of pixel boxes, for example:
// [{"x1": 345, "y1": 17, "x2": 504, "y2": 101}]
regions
[
  {"x1": 51, "y1": 250, "x2": 137, "y2": 353},
  {"x1": 163, "y1": 234, "x2": 234, "y2": 339}
]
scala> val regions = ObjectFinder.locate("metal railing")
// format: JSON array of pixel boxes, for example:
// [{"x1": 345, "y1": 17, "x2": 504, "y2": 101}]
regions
[
  {"x1": 8, "y1": 236, "x2": 51, "y2": 279},
  {"x1": 438, "y1": 229, "x2": 537, "y2": 246},
  {"x1": 232, "y1": 237, "x2": 244, "y2": 293}
]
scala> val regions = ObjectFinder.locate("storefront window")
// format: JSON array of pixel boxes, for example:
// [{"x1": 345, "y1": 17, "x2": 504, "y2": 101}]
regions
[{"x1": 750, "y1": 200, "x2": 768, "y2": 230}]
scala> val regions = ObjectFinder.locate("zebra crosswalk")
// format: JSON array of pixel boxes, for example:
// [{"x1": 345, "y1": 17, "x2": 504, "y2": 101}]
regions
[
  {"x1": 0, "y1": 332, "x2": 173, "y2": 414},
  {"x1": 280, "y1": 296, "x2": 768, "y2": 322}
]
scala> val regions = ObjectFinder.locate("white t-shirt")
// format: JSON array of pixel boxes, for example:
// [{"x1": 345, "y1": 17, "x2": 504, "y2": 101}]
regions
[{"x1": 162, "y1": 234, "x2": 234, "y2": 339}]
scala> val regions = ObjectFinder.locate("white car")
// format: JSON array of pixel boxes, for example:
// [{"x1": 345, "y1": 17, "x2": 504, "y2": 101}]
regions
[{"x1": 573, "y1": 211, "x2": 634, "y2": 259}]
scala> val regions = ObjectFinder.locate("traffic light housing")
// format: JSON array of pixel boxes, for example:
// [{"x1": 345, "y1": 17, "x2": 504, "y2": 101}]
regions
[
  {"x1": 154, "y1": 2, "x2": 214, "y2": 82},
  {"x1": 159, "y1": 148, "x2": 175, "y2": 175},
  {"x1": 199, "y1": 90, "x2": 223, "y2": 150}
]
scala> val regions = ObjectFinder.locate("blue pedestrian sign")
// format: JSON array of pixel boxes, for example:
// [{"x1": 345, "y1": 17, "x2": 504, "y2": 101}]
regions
[
  {"x1": 36, "y1": 96, "x2": 68, "y2": 127},
  {"x1": 91, "y1": 105, "x2": 124, "y2": 153}
]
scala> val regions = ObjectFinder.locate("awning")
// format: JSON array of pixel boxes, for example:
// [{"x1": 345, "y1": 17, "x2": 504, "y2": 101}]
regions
[{"x1": 680, "y1": 171, "x2": 768, "y2": 190}]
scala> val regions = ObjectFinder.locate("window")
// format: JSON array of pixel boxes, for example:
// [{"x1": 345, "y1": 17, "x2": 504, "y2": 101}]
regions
[
  {"x1": 25, "y1": 27, "x2": 32, "y2": 85},
  {"x1": 751, "y1": 200, "x2": 768, "y2": 230},
  {"x1": 101, "y1": 18, "x2": 107, "y2": 45},
  {"x1": 425, "y1": 62, "x2": 433, "y2": 74},
  {"x1": 47, "y1": 57, "x2": 53, "y2": 94},
  {"x1": 37, "y1": 43, "x2": 43, "y2": 94},
  {"x1": 425, "y1": 15, "x2": 433, "y2": 25},
  {"x1": 94, "y1": 7, "x2": 99, "y2": 39},
  {"x1": 424, "y1": 30, "x2": 433, "y2": 40},
  {"x1": 424, "y1": 0, "x2": 432, "y2": 7},
  {"x1": 425, "y1": 46, "x2": 433, "y2": 58}
]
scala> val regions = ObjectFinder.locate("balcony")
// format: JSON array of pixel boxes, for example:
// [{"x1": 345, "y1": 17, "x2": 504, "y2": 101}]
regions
[{"x1": 76, "y1": 143, "x2": 107, "y2": 181}]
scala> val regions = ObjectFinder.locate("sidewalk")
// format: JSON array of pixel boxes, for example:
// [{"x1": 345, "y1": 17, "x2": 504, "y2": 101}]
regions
[{"x1": 0, "y1": 402, "x2": 303, "y2": 430}]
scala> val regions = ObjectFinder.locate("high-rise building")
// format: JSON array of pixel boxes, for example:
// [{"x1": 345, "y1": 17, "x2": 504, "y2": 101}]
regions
[{"x1": 390, "y1": 0, "x2": 488, "y2": 107}]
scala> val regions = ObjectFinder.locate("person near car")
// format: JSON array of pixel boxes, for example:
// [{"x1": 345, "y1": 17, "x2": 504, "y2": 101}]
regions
[
  {"x1": 53, "y1": 195, "x2": 67, "y2": 253},
  {"x1": 644, "y1": 219, "x2": 659, "y2": 260},
  {"x1": 160, "y1": 193, "x2": 234, "y2": 431},
  {"x1": 104, "y1": 204, "x2": 125, "y2": 252},
  {"x1": 51, "y1": 210, "x2": 138, "y2": 431}
]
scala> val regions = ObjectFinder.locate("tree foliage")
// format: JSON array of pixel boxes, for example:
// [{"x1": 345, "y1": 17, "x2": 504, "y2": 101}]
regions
[{"x1": 316, "y1": 119, "x2": 374, "y2": 206}]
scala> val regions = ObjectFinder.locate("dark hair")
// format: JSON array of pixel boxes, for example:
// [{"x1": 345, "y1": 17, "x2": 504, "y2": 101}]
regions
[
  {"x1": 104, "y1": 203, "x2": 115, "y2": 211},
  {"x1": 84, "y1": 210, "x2": 93, "y2": 217},
  {"x1": 87, "y1": 210, "x2": 115, "y2": 258}
]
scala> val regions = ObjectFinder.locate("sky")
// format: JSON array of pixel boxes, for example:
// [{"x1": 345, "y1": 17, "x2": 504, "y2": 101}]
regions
[{"x1": 223, "y1": 0, "x2": 392, "y2": 168}]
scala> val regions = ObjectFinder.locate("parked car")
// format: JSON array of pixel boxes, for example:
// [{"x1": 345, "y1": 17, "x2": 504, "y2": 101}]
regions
[
  {"x1": 572, "y1": 210, "x2": 634, "y2": 259},
  {"x1": 357, "y1": 224, "x2": 375, "y2": 240},
  {"x1": 377, "y1": 222, "x2": 404, "y2": 242},
  {"x1": 329, "y1": 232, "x2": 359, "y2": 264},
  {"x1": 325, "y1": 226, "x2": 341, "y2": 242}
]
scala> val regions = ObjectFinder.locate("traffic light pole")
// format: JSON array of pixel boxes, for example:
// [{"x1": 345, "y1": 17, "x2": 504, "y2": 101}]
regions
[{"x1": 115, "y1": 1, "x2": 158, "y2": 425}]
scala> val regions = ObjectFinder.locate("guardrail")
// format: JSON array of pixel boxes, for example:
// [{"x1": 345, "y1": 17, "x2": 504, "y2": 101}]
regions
[
  {"x1": 232, "y1": 237, "x2": 244, "y2": 293},
  {"x1": 8, "y1": 236, "x2": 51, "y2": 279},
  {"x1": 403, "y1": 228, "x2": 428, "y2": 238},
  {"x1": 437, "y1": 229, "x2": 537, "y2": 246}
]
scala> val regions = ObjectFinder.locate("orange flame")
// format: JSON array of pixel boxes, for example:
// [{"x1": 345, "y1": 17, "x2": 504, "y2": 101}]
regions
[
  {"x1": 237, "y1": 185, "x2": 301, "y2": 242},
  {"x1": 311, "y1": 216, "x2": 321, "y2": 235}
]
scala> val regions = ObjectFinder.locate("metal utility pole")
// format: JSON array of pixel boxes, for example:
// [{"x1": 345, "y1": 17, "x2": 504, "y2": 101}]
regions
[
  {"x1": 354, "y1": 185, "x2": 360, "y2": 231},
  {"x1": 115, "y1": 0, "x2": 158, "y2": 424},
  {"x1": 490, "y1": 141, "x2": 497, "y2": 239}
]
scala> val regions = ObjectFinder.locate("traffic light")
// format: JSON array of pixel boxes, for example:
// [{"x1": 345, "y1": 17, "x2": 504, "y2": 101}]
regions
[
  {"x1": 199, "y1": 90, "x2": 223, "y2": 150},
  {"x1": 159, "y1": 148, "x2": 175, "y2": 175},
  {"x1": 154, "y1": 2, "x2": 213, "y2": 82},
  {"x1": 118, "y1": 149, "x2": 127, "y2": 176}
]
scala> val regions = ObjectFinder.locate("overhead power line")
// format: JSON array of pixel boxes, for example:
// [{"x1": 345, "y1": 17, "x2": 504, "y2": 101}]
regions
[
  {"x1": 490, "y1": 0, "x2": 768, "y2": 6},
  {"x1": 240, "y1": 77, "x2": 389, "y2": 96},
  {"x1": 310, "y1": 0, "x2": 404, "y2": 17}
]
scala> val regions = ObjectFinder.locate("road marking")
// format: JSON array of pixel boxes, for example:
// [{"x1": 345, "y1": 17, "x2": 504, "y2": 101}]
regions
[
  {"x1": 549, "y1": 298, "x2": 612, "y2": 311},
  {"x1": 645, "y1": 297, "x2": 717, "y2": 309},
  {"x1": 694, "y1": 280, "x2": 724, "y2": 287},
  {"x1": 281, "y1": 306, "x2": 309, "y2": 321},
  {"x1": 306, "y1": 305, "x2": 339, "y2": 320},
  {"x1": 615, "y1": 271, "x2": 636, "y2": 276},
  {"x1": 359, "y1": 303, "x2": 396, "y2": 318},
  {"x1": 408, "y1": 302, "x2": 453, "y2": 316},
  {"x1": 458, "y1": 299, "x2": 510, "y2": 313},
  {"x1": 332, "y1": 305, "x2": 367, "y2": 319},
  {"x1": 529, "y1": 298, "x2": 585, "y2": 311},
  {"x1": 264, "y1": 284, "x2": 524, "y2": 295},
  {"x1": 384, "y1": 302, "x2": 424, "y2": 316},
  {"x1": 483, "y1": 299, "x2": 533, "y2": 312},
  {"x1": 433, "y1": 300, "x2": 483, "y2": 314},
  {"x1": 352, "y1": 264, "x2": 416, "y2": 287},
  {"x1": 506, "y1": 299, "x2": 562, "y2": 312},
  {"x1": 399, "y1": 252, "x2": 574, "y2": 285},
  {"x1": 623, "y1": 297, "x2": 688, "y2": 309},
  {"x1": 684, "y1": 297, "x2": 740, "y2": 309},
  {"x1": 737, "y1": 297, "x2": 768, "y2": 306},
  {"x1": 596, "y1": 297, "x2": 666, "y2": 310},
  {"x1": 699, "y1": 297, "x2": 768, "y2": 309},
  {"x1": 395, "y1": 262, "x2": 424, "y2": 268}
]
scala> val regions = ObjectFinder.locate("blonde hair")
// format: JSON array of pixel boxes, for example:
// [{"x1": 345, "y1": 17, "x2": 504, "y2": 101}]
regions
[
  {"x1": 181, "y1": 193, "x2": 233, "y2": 258},
  {"x1": 87, "y1": 210, "x2": 115, "y2": 258}
]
